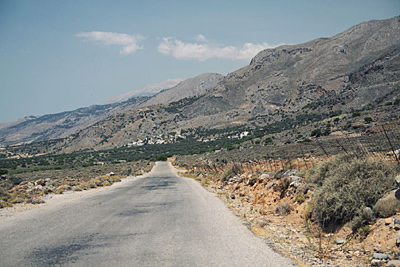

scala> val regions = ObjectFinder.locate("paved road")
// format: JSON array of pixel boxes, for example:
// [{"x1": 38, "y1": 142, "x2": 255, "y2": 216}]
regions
[{"x1": 0, "y1": 162, "x2": 295, "y2": 267}]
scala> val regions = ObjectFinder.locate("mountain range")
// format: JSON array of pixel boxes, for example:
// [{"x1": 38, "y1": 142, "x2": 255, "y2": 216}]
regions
[
  {"x1": 1, "y1": 16, "x2": 399, "y2": 154},
  {"x1": 104, "y1": 78, "x2": 185, "y2": 104}
]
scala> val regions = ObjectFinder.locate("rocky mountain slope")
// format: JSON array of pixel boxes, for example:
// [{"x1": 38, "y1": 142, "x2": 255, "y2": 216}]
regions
[
  {"x1": 104, "y1": 78, "x2": 184, "y2": 104},
  {"x1": 3, "y1": 17, "x2": 400, "y2": 153},
  {"x1": 0, "y1": 73, "x2": 222, "y2": 147},
  {"x1": 0, "y1": 96, "x2": 150, "y2": 146},
  {"x1": 142, "y1": 73, "x2": 223, "y2": 107}
]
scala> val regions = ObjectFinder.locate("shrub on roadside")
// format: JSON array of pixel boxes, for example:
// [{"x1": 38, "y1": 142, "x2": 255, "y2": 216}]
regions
[
  {"x1": 275, "y1": 201, "x2": 292, "y2": 216},
  {"x1": 310, "y1": 155, "x2": 396, "y2": 232},
  {"x1": 221, "y1": 164, "x2": 242, "y2": 182}
]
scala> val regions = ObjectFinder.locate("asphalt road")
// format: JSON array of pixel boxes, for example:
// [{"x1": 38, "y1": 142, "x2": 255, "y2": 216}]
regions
[{"x1": 0, "y1": 162, "x2": 296, "y2": 267}]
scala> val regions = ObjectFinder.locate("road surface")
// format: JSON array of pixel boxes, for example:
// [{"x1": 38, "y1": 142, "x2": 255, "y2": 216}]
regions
[{"x1": 0, "y1": 162, "x2": 295, "y2": 266}]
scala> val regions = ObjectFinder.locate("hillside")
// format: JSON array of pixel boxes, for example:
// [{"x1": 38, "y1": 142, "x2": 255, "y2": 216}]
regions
[
  {"x1": 0, "y1": 96, "x2": 150, "y2": 146},
  {"x1": 2, "y1": 16, "x2": 400, "y2": 154},
  {"x1": 142, "y1": 73, "x2": 223, "y2": 107}
]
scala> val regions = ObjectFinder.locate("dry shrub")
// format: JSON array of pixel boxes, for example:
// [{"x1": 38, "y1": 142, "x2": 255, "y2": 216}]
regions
[
  {"x1": 221, "y1": 164, "x2": 242, "y2": 182},
  {"x1": 275, "y1": 201, "x2": 292, "y2": 215},
  {"x1": 274, "y1": 177, "x2": 290, "y2": 198},
  {"x1": 311, "y1": 154, "x2": 396, "y2": 232}
]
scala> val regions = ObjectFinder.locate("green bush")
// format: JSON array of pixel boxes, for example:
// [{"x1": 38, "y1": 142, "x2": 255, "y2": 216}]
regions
[
  {"x1": 155, "y1": 155, "x2": 168, "y2": 161},
  {"x1": 352, "y1": 112, "x2": 361, "y2": 117},
  {"x1": 310, "y1": 155, "x2": 396, "y2": 232},
  {"x1": 311, "y1": 129, "x2": 321, "y2": 137},
  {"x1": 264, "y1": 137, "x2": 273, "y2": 145},
  {"x1": 364, "y1": 117, "x2": 373, "y2": 123}
]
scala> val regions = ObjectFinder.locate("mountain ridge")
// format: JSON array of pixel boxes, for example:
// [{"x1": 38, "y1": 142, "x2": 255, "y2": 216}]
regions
[
  {"x1": 1, "y1": 16, "x2": 399, "y2": 153},
  {"x1": 104, "y1": 78, "x2": 185, "y2": 104}
]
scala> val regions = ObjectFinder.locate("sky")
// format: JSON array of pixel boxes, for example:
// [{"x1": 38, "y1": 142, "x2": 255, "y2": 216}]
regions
[{"x1": 0, "y1": 0, "x2": 399, "y2": 123}]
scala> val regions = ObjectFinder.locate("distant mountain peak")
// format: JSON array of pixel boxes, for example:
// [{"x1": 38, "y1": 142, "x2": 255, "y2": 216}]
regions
[
  {"x1": 142, "y1": 73, "x2": 224, "y2": 106},
  {"x1": 104, "y1": 78, "x2": 185, "y2": 104}
]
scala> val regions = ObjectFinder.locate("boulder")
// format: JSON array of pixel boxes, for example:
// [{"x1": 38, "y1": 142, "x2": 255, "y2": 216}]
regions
[
  {"x1": 395, "y1": 175, "x2": 400, "y2": 188},
  {"x1": 396, "y1": 232, "x2": 400, "y2": 247},
  {"x1": 372, "y1": 253, "x2": 389, "y2": 260},
  {"x1": 273, "y1": 169, "x2": 287, "y2": 179},
  {"x1": 335, "y1": 238, "x2": 346, "y2": 245},
  {"x1": 371, "y1": 259, "x2": 383, "y2": 266},
  {"x1": 266, "y1": 182, "x2": 275, "y2": 190},
  {"x1": 289, "y1": 181, "x2": 301, "y2": 189},
  {"x1": 283, "y1": 169, "x2": 299, "y2": 176},
  {"x1": 374, "y1": 189, "x2": 400, "y2": 217},
  {"x1": 289, "y1": 176, "x2": 303, "y2": 183}
]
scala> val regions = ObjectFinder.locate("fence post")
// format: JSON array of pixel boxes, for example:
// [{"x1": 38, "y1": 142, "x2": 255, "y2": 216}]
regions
[
  {"x1": 316, "y1": 137, "x2": 329, "y2": 158},
  {"x1": 382, "y1": 125, "x2": 399, "y2": 162},
  {"x1": 335, "y1": 139, "x2": 348, "y2": 155}
]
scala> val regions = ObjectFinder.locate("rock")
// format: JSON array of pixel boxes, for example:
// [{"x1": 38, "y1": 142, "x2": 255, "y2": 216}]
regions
[
  {"x1": 31, "y1": 199, "x2": 44, "y2": 204},
  {"x1": 395, "y1": 175, "x2": 400, "y2": 188},
  {"x1": 372, "y1": 253, "x2": 389, "y2": 260},
  {"x1": 289, "y1": 181, "x2": 301, "y2": 189},
  {"x1": 303, "y1": 186, "x2": 309, "y2": 194},
  {"x1": 371, "y1": 259, "x2": 383, "y2": 266},
  {"x1": 238, "y1": 177, "x2": 245, "y2": 183},
  {"x1": 45, "y1": 178, "x2": 51, "y2": 183},
  {"x1": 259, "y1": 173, "x2": 269, "y2": 180},
  {"x1": 374, "y1": 189, "x2": 400, "y2": 217},
  {"x1": 230, "y1": 193, "x2": 235, "y2": 199},
  {"x1": 266, "y1": 181, "x2": 275, "y2": 190},
  {"x1": 106, "y1": 172, "x2": 115, "y2": 177},
  {"x1": 283, "y1": 169, "x2": 299, "y2": 176},
  {"x1": 247, "y1": 178, "x2": 257, "y2": 186},
  {"x1": 56, "y1": 185, "x2": 65, "y2": 191},
  {"x1": 388, "y1": 260, "x2": 400, "y2": 267},
  {"x1": 289, "y1": 176, "x2": 303, "y2": 183},
  {"x1": 396, "y1": 232, "x2": 400, "y2": 247},
  {"x1": 394, "y1": 218, "x2": 400, "y2": 225},
  {"x1": 384, "y1": 218, "x2": 393, "y2": 225},
  {"x1": 1, "y1": 174, "x2": 8, "y2": 180},
  {"x1": 35, "y1": 179, "x2": 46, "y2": 186},
  {"x1": 273, "y1": 169, "x2": 287, "y2": 179},
  {"x1": 335, "y1": 238, "x2": 346, "y2": 245}
]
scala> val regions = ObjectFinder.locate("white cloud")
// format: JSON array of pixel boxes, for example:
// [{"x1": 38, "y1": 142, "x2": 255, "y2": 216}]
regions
[
  {"x1": 157, "y1": 36, "x2": 280, "y2": 61},
  {"x1": 195, "y1": 34, "x2": 207, "y2": 42},
  {"x1": 76, "y1": 31, "x2": 144, "y2": 55}
]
